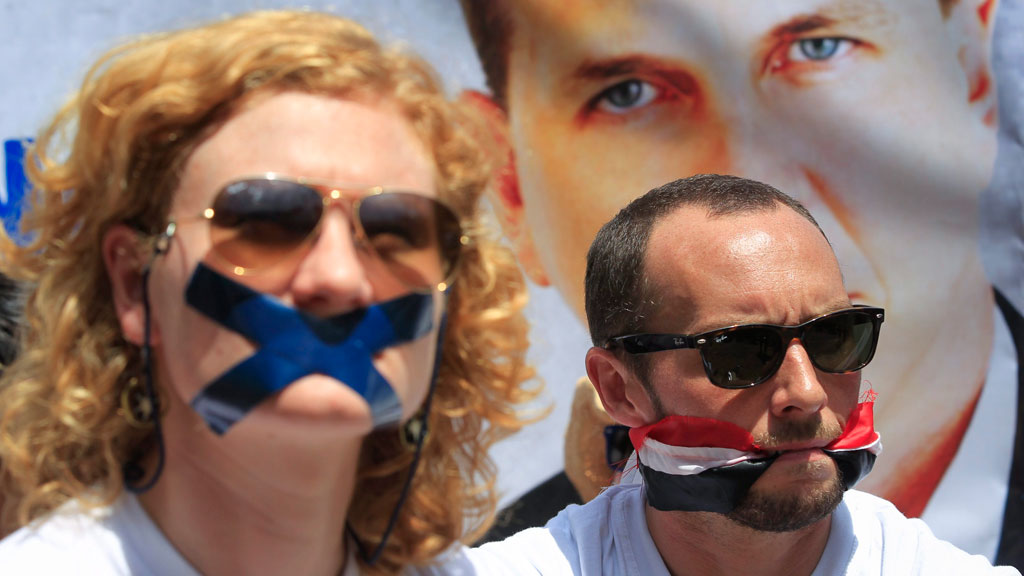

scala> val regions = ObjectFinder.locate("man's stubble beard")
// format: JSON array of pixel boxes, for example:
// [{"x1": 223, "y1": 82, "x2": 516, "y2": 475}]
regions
[
  {"x1": 640, "y1": 373, "x2": 848, "y2": 532},
  {"x1": 726, "y1": 460, "x2": 845, "y2": 532}
]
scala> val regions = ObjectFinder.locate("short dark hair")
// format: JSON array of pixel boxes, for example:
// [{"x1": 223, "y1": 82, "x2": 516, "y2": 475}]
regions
[{"x1": 584, "y1": 174, "x2": 824, "y2": 348}]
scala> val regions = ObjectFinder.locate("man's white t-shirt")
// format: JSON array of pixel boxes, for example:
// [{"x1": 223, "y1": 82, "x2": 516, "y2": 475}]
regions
[{"x1": 412, "y1": 484, "x2": 1021, "y2": 576}]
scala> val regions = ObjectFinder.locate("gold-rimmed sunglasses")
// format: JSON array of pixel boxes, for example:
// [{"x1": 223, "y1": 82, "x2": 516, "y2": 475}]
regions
[{"x1": 165, "y1": 173, "x2": 468, "y2": 292}]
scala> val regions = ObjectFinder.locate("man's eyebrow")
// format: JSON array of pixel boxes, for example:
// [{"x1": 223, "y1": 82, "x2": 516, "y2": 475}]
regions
[
  {"x1": 569, "y1": 54, "x2": 672, "y2": 82},
  {"x1": 769, "y1": 14, "x2": 836, "y2": 37},
  {"x1": 766, "y1": 0, "x2": 890, "y2": 39}
]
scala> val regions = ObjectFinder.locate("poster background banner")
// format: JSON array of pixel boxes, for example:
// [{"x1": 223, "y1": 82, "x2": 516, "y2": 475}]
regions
[
  {"x1": 1, "y1": 0, "x2": 1021, "y2": 567},
  {"x1": 1, "y1": 139, "x2": 28, "y2": 239}
]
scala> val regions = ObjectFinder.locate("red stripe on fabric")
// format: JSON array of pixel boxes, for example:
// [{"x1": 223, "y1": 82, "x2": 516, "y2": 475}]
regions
[
  {"x1": 631, "y1": 401, "x2": 879, "y2": 452},
  {"x1": 825, "y1": 401, "x2": 879, "y2": 451},
  {"x1": 630, "y1": 415, "x2": 757, "y2": 452}
]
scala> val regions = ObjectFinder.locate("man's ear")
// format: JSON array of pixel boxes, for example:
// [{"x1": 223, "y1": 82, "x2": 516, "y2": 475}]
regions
[
  {"x1": 948, "y1": 0, "x2": 998, "y2": 125},
  {"x1": 459, "y1": 90, "x2": 550, "y2": 286},
  {"x1": 102, "y1": 225, "x2": 159, "y2": 347},
  {"x1": 585, "y1": 347, "x2": 654, "y2": 428}
]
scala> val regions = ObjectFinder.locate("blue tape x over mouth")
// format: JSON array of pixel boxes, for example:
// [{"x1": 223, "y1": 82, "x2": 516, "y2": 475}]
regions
[{"x1": 184, "y1": 262, "x2": 435, "y2": 435}]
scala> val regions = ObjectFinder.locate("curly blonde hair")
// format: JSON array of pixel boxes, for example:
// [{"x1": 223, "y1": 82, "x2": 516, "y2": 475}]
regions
[{"x1": 0, "y1": 10, "x2": 537, "y2": 574}]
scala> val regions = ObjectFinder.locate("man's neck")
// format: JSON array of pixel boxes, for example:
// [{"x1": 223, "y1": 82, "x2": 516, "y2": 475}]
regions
[{"x1": 646, "y1": 505, "x2": 832, "y2": 576}]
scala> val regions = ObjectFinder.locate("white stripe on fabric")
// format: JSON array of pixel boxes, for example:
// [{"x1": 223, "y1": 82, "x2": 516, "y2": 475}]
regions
[
  {"x1": 637, "y1": 438, "x2": 763, "y2": 476},
  {"x1": 824, "y1": 437, "x2": 883, "y2": 456}
]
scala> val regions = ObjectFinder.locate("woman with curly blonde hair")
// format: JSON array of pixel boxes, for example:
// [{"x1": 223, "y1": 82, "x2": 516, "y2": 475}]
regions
[{"x1": 0, "y1": 10, "x2": 536, "y2": 575}]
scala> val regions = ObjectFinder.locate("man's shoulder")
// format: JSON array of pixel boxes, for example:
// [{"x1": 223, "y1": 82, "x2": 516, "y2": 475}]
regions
[
  {"x1": 411, "y1": 484, "x2": 657, "y2": 576},
  {"x1": 409, "y1": 524, "x2": 571, "y2": 575},
  {"x1": 479, "y1": 484, "x2": 647, "y2": 570},
  {"x1": 838, "y1": 490, "x2": 1021, "y2": 575},
  {"x1": 539, "y1": 482, "x2": 646, "y2": 543}
]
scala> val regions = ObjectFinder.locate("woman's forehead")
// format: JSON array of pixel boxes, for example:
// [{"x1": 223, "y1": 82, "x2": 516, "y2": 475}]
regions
[{"x1": 172, "y1": 93, "x2": 437, "y2": 214}]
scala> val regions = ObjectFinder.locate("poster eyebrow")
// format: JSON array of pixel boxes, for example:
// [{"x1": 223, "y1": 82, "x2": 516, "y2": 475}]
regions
[
  {"x1": 768, "y1": 14, "x2": 837, "y2": 38},
  {"x1": 570, "y1": 54, "x2": 666, "y2": 82},
  {"x1": 765, "y1": 0, "x2": 890, "y2": 40}
]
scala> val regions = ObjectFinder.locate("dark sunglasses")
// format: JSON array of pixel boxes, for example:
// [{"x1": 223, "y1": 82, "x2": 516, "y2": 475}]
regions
[
  {"x1": 169, "y1": 174, "x2": 467, "y2": 292},
  {"x1": 606, "y1": 306, "x2": 884, "y2": 389}
]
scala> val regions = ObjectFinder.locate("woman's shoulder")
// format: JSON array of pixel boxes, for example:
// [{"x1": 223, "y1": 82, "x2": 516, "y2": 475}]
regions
[
  {"x1": 0, "y1": 497, "x2": 126, "y2": 572},
  {"x1": 0, "y1": 492, "x2": 199, "y2": 575}
]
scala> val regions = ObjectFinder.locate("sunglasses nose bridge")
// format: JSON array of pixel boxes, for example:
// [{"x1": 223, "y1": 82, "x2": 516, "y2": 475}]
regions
[
  {"x1": 755, "y1": 325, "x2": 806, "y2": 386},
  {"x1": 320, "y1": 187, "x2": 355, "y2": 209},
  {"x1": 777, "y1": 323, "x2": 818, "y2": 359},
  {"x1": 317, "y1": 187, "x2": 364, "y2": 234}
]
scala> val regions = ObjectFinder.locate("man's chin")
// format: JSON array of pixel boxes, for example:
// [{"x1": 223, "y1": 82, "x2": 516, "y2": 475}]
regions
[{"x1": 726, "y1": 472, "x2": 844, "y2": 533}]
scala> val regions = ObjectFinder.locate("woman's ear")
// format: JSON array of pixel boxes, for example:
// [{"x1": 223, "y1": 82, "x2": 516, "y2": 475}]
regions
[
  {"x1": 585, "y1": 347, "x2": 655, "y2": 428},
  {"x1": 103, "y1": 225, "x2": 159, "y2": 346}
]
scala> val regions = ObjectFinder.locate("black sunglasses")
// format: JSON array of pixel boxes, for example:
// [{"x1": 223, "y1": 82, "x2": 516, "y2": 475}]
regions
[
  {"x1": 606, "y1": 306, "x2": 884, "y2": 389},
  {"x1": 169, "y1": 174, "x2": 467, "y2": 292}
]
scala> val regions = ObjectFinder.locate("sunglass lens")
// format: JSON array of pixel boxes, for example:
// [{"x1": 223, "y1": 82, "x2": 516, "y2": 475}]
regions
[
  {"x1": 701, "y1": 326, "x2": 784, "y2": 387},
  {"x1": 804, "y1": 311, "x2": 877, "y2": 373},
  {"x1": 208, "y1": 179, "x2": 323, "y2": 269},
  {"x1": 358, "y1": 192, "x2": 462, "y2": 290}
]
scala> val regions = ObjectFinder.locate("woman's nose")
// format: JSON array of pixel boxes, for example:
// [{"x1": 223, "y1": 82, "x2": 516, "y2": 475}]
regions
[{"x1": 289, "y1": 209, "x2": 374, "y2": 315}]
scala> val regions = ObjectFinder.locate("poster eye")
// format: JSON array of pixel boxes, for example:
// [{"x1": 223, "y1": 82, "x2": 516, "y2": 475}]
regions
[
  {"x1": 797, "y1": 38, "x2": 842, "y2": 60},
  {"x1": 593, "y1": 79, "x2": 658, "y2": 113}
]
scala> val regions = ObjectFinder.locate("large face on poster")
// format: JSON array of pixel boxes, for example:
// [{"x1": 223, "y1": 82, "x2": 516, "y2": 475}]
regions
[{"x1": 468, "y1": 0, "x2": 1001, "y2": 521}]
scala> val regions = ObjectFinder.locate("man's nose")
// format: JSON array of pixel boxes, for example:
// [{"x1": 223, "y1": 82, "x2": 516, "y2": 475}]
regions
[
  {"x1": 712, "y1": 105, "x2": 838, "y2": 224},
  {"x1": 289, "y1": 209, "x2": 373, "y2": 315},
  {"x1": 715, "y1": 109, "x2": 797, "y2": 188},
  {"x1": 768, "y1": 340, "x2": 828, "y2": 418},
  {"x1": 713, "y1": 117, "x2": 873, "y2": 292}
]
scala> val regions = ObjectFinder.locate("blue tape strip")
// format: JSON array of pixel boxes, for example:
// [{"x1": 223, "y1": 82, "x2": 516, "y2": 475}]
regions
[{"x1": 185, "y1": 263, "x2": 434, "y2": 435}]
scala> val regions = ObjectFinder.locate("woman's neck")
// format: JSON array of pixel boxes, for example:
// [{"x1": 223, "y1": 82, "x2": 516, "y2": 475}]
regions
[{"x1": 138, "y1": 400, "x2": 364, "y2": 576}]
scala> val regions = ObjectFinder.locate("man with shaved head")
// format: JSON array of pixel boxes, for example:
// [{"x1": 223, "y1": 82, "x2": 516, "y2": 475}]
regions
[{"x1": 413, "y1": 174, "x2": 1018, "y2": 575}]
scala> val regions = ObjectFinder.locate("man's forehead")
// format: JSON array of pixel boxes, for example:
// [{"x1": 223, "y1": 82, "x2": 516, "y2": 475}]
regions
[
  {"x1": 645, "y1": 204, "x2": 791, "y2": 254},
  {"x1": 640, "y1": 205, "x2": 845, "y2": 329},
  {"x1": 507, "y1": 0, "x2": 901, "y2": 55},
  {"x1": 648, "y1": 204, "x2": 834, "y2": 263}
]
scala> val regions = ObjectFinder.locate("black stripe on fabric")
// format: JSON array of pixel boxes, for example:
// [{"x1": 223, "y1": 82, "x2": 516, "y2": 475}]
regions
[
  {"x1": 639, "y1": 448, "x2": 876, "y2": 514},
  {"x1": 824, "y1": 449, "x2": 877, "y2": 491},
  {"x1": 994, "y1": 289, "x2": 1024, "y2": 568},
  {"x1": 639, "y1": 458, "x2": 774, "y2": 514}
]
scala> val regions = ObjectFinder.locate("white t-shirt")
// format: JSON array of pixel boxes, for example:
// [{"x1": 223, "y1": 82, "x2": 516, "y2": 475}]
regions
[
  {"x1": 0, "y1": 492, "x2": 200, "y2": 575},
  {"x1": 411, "y1": 484, "x2": 1021, "y2": 576},
  {"x1": 0, "y1": 492, "x2": 362, "y2": 575}
]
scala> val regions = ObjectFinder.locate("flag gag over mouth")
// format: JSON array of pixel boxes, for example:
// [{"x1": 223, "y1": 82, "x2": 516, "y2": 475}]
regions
[
  {"x1": 184, "y1": 262, "x2": 437, "y2": 435},
  {"x1": 628, "y1": 401, "x2": 882, "y2": 513}
]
